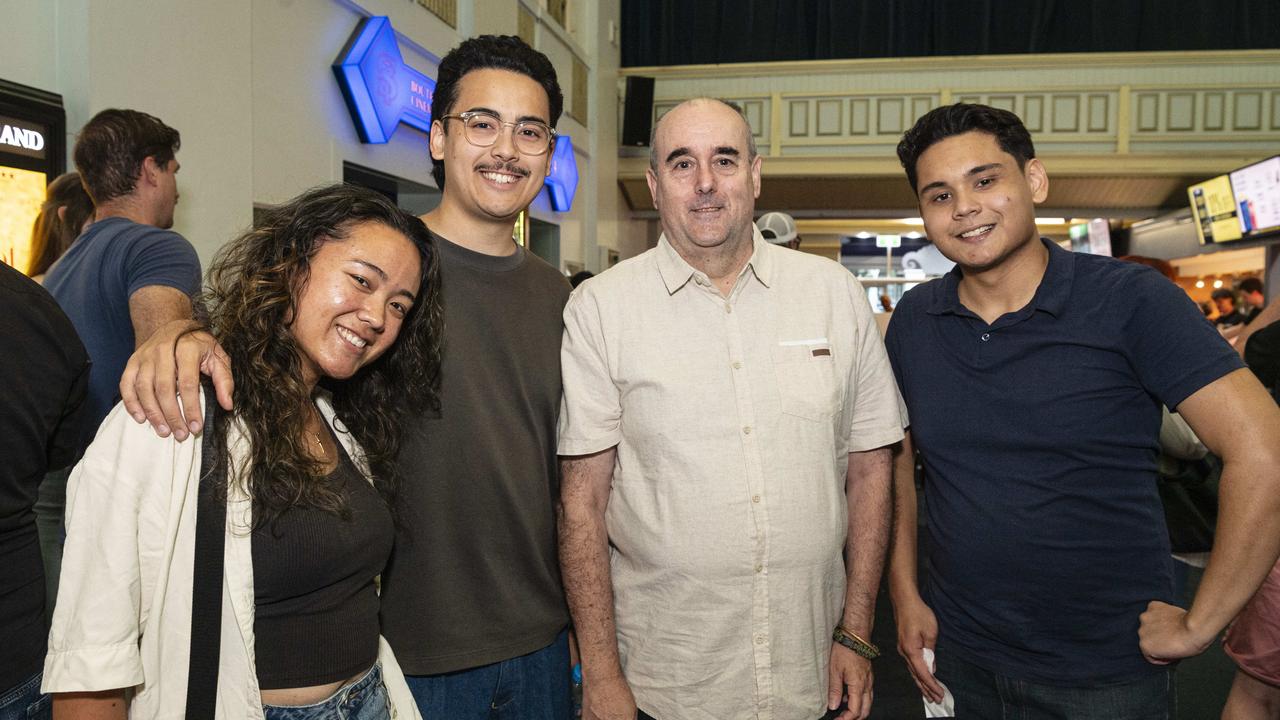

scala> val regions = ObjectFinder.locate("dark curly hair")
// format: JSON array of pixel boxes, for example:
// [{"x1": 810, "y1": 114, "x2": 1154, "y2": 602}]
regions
[
  {"x1": 896, "y1": 103, "x2": 1036, "y2": 194},
  {"x1": 203, "y1": 183, "x2": 443, "y2": 524},
  {"x1": 28, "y1": 172, "x2": 94, "y2": 277},
  {"x1": 74, "y1": 108, "x2": 180, "y2": 204},
  {"x1": 430, "y1": 34, "x2": 563, "y2": 189}
]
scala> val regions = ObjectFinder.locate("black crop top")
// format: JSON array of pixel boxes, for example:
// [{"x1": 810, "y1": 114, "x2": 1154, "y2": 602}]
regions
[{"x1": 251, "y1": 431, "x2": 393, "y2": 689}]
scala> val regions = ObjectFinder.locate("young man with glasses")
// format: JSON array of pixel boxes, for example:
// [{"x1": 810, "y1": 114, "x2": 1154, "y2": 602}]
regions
[{"x1": 119, "y1": 35, "x2": 574, "y2": 719}]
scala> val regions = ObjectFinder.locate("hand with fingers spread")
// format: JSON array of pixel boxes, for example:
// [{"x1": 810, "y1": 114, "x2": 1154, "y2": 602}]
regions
[
  {"x1": 894, "y1": 594, "x2": 945, "y2": 704},
  {"x1": 827, "y1": 643, "x2": 874, "y2": 720},
  {"x1": 119, "y1": 319, "x2": 234, "y2": 439}
]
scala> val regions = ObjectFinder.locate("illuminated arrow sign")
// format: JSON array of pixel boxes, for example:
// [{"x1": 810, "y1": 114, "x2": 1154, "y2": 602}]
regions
[
  {"x1": 332, "y1": 16, "x2": 434, "y2": 144},
  {"x1": 545, "y1": 134, "x2": 579, "y2": 212}
]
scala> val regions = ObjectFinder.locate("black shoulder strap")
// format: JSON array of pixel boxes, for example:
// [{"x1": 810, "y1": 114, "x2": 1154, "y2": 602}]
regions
[{"x1": 186, "y1": 384, "x2": 226, "y2": 719}]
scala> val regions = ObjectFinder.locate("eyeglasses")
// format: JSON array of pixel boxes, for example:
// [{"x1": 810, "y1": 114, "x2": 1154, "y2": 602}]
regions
[{"x1": 439, "y1": 111, "x2": 556, "y2": 156}]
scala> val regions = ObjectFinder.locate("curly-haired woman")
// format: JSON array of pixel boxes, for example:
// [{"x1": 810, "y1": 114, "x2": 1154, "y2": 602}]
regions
[{"x1": 42, "y1": 184, "x2": 442, "y2": 720}]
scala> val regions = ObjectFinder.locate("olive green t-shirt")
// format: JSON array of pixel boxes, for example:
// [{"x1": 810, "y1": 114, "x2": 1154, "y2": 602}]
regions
[{"x1": 380, "y1": 232, "x2": 571, "y2": 674}]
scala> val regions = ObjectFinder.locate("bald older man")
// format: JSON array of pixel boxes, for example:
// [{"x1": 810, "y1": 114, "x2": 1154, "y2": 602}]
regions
[{"x1": 556, "y1": 98, "x2": 907, "y2": 720}]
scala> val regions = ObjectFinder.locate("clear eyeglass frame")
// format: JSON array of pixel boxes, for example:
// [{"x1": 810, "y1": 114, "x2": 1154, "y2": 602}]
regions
[{"x1": 439, "y1": 111, "x2": 556, "y2": 156}]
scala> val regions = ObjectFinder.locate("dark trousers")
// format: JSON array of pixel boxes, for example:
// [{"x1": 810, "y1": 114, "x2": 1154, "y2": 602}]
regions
[{"x1": 934, "y1": 651, "x2": 1175, "y2": 720}]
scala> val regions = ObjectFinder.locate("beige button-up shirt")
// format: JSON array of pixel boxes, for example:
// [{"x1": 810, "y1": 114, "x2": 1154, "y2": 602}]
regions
[{"x1": 558, "y1": 231, "x2": 907, "y2": 720}]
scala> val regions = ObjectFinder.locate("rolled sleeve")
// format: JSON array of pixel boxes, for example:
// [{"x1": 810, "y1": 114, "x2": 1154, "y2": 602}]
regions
[
  {"x1": 845, "y1": 276, "x2": 908, "y2": 452},
  {"x1": 43, "y1": 406, "x2": 153, "y2": 693},
  {"x1": 557, "y1": 288, "x2": 622, "y2": 456}
]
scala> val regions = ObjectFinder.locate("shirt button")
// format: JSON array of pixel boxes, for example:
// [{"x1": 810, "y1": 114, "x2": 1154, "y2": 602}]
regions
[
  {"x1": 754, "y1": 564, "x2": 764, "y2": 573},
  {"x1": 725, "y1": 303, "x2": 733, "y2": 314},
  {"x1": 743, "y1": 426, "x2": 752, "y2": 435},
  {"x1": 981, "y1": 333, "x2": 991, "y2": 342},
  {"x1": 752, "y1": 494, "x2": 761, "y2": 503},
  {"x1": 755, "y1": 635, "x2": 766, "y2": 645},
  {"x1": 732, "y1": 361, "x2": 743, "y2": 370}
]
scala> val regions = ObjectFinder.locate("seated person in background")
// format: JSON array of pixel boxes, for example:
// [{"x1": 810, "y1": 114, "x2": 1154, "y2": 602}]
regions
[
  {"x1": 1240, "y1": 277, "x2": 1266, "y2": 325},
  {"x1": 1215, "y1": 288, "x2": 1248, "y2": 328},
  {"x1": 28, "y1": 172, "x2": 94, "y2": 284},
  {"x1": 43, "y1": 184, "x2": 442, "y2": 720}
]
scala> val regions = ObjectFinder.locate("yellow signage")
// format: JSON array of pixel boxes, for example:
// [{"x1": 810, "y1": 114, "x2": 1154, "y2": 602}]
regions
[
  {"x1": 1188, "y1": 175, "x2": 1241, "y2": 244},
  {"x1": 0, "y1": 165, "x2": 46, "y2": 273}
]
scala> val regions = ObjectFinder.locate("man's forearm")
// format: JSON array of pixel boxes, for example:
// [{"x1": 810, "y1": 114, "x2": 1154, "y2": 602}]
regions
[
  {"x1": 1186, "y1": 450, "x2": 1280, "y2": 641},
  {"x1": 557, "y1": 453, "x2": 626, "y2": 682},
  {"x1": 887, "y1": 434, "x2": 921, "y2": 605},
  {"x1": 841, "y1": 447, "x2": 893, "y2": 636}
]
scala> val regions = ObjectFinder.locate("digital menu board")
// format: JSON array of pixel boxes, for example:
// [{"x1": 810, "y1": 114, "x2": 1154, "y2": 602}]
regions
[{"x1": 1230, "y1": 155, "x2": 1280, "y2": 237}]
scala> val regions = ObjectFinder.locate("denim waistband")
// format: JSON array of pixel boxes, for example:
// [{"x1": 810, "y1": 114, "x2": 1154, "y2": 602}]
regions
[{"x1": 262, "y1": 663, "x2": 385, "y2": 720}]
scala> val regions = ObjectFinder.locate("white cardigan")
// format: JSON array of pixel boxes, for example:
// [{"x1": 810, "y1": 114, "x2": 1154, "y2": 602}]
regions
[{"x1": 43, "y1": 393, "x2": 421, "y2": 720}]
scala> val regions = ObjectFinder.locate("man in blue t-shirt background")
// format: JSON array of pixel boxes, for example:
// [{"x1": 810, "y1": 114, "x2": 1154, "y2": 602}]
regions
[
  {"x1": 45, "y1": 108, "x2": 201, "y2": 453},
  {"x1": 884, "y1": 103, "x2": 1280, "y2": 719}
]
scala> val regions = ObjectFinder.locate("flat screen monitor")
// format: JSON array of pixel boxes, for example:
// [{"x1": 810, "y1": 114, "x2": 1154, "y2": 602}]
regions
[{"x1": 1230, "y1": 155, "x2": 1280, "y2": 239}]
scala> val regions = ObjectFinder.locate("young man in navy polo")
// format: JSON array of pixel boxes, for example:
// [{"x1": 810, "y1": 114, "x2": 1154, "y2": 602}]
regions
[{"x1": 884, "y1": 103, "x2": 1280, "y2": 719}]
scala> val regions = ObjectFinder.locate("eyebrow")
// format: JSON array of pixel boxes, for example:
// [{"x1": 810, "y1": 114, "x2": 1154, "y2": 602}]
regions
[
  {"x1": 466, "y1": 106, "x2": 550, "y2": 126},
  {"x1": 354, "y1": 259, "x2": 417, "y2": 302},
  {"x1": 918, "y1": 162, "x2": 1005, "y2": 195},
  {"x1": 663, "y1": 146, "x2": 742, "y2": 165}
]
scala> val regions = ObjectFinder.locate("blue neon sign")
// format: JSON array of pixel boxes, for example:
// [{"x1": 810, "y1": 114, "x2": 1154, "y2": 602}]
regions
[
  {"x1": 332, "y1": 16, "x2": 434, "y2": 143},
  {"x1": 545, "y1": 135, "x2": 579, "y2": 212}
]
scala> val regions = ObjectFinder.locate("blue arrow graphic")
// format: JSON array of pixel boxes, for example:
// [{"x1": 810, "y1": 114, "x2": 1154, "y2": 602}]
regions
[{"x1": 333, "y1": 16, "x2": 435, "y2": 144}]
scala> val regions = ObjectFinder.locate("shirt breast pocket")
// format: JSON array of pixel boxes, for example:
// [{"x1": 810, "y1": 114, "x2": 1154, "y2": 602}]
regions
[{"x1": 772, "y1": 341, "x2": 838, "y2": 422}]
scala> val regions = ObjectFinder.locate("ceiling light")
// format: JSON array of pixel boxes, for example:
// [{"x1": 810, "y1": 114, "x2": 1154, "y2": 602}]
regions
[
  {"x1": 855, "y1": 232, "x2": 873, "y2": 239},
  {"x1": 900, "y1": 218, "x2": 924, "y2": 226},
  {"x1": 1213, "y1": 279, "x2": 1224, "y2": 289},
  {"x1": 904, "y1": 232, "x2": 922, "y2": 239},
  {"x1": 1035, "y1": 217, "x2": 1066, "y2": 225},
  {"x1": 1195, "y1": 279, "x2": 1205, "y2": 288}
]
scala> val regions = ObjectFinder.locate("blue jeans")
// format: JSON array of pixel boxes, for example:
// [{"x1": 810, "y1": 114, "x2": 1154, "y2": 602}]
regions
[
  {"x1": 405, "y1": 628, "x2": 571, "y2": 720},
  {"x1": 935, "y1": 652, "x2": 1175, "y2": 720},
  {"x1": 262, "y1": 663, "x2": 388, "y2": 720},
  {"x1": 0, "y1": 673, "x2": 50, "y2": 720}
]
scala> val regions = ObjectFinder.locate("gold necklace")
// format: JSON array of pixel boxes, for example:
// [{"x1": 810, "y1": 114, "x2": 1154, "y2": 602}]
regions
[{"x1": 307, "y1": 429, "x2": 326, "y2": 458}]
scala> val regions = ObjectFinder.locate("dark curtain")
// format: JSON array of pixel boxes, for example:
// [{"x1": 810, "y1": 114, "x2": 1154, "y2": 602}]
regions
[{"x1": 621, "y1": 0, "x2": 1280, "y2": 67}]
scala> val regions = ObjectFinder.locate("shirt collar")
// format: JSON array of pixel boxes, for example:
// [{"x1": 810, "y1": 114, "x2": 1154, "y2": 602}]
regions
[
  {"x1": 927, "y1": 237, "x2": 1074, "y2": 317},
  {"x1": 655, "y1": 226, "x2": 775, "y2": 295}
]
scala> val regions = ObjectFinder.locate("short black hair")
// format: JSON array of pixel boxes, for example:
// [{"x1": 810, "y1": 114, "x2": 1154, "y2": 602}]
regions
[
  {"x1": 74, "y1": 108, "x2": 180, "y2": 204},
  {"x1": 1240, "y1": 277, "x2": 1264, "y2": 295},
  {"x1": 430, "y1": 35, "x2": 562, "y2": 189},
  {"x1": 896, "y1": 103, "x2": 1035, "y2": 194},
  {"x1": 1212, "y1": 288, "x2": 1235, "y2": 301}
]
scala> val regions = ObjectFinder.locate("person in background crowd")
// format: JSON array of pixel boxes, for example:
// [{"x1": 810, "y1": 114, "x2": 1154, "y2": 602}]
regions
[
  {"x1": 569, "y1": 269, "x2": 594, "y2": 288},
  {"x1": 24, "y1": 171, "x2": 95, "y2": 625},
  {"x1": 27, "y1": 172, "x2": 93, "y2": 284},
  {"x1": 44, "y1": 184, "x2": 440, "y2": 720},
  {"x1": 886, "y1": 103, "x2": 1280, "y2": 720},
  {"x1": 120, "y1": 35, "x2": 575, "y2": 719},
  {"x1": 558, "y1": 97, "x2": 906, "y2": 720},
  {"x1": 756, "y1": 210, "x2": 802, "y2": 250},
  {"x1": 44, "y1": 108, "x2": 201, "y2": 457},
  {"x1": 1214, "y1": 287, "x2": 1248, "y2": 328},
  {"x1": 1240, "y1": 277, "x2": 1266, "y2": 325},
  {"x1": 0, "y1": 263, "x2": 88, "y2": 720}
]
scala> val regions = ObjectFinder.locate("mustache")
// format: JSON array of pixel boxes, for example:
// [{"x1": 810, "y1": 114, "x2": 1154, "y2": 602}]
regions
[{"x1": 476, "y1": 161, "x2": 530, "y2": 178}]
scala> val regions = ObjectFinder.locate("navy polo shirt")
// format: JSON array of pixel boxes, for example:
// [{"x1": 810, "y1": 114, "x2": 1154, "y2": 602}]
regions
[{"x1": 885, "y1": 239, "x2": 1244, "y2": 685}]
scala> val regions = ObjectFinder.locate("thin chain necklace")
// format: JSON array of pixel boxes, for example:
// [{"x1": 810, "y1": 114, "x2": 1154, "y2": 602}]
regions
[{"x1": 307, "y1": 429, "x2": 326, "y2": 459}]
